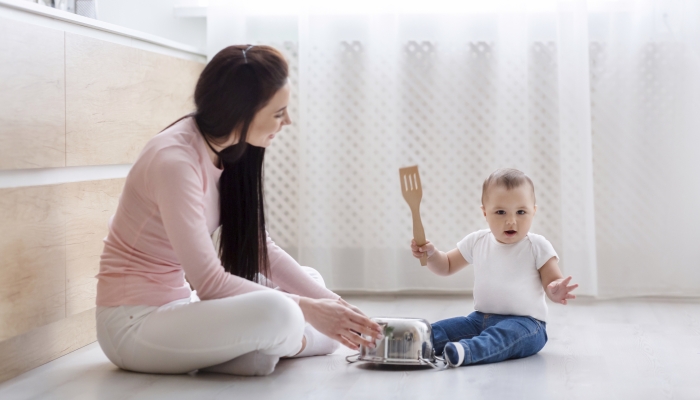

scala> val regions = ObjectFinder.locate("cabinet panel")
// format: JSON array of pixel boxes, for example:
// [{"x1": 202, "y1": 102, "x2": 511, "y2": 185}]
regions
[
  {"x1": 65, "y1": 33, "x2": 204, "y2": 166},
  {"x1": 0, "y1": 18, "x2": 65, "y2": 170}
]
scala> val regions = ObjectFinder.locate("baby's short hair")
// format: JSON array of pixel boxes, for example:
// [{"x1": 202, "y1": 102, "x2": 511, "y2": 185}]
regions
[{"x1": 481, "y1": 168, "x2": 536, "y2": 205}]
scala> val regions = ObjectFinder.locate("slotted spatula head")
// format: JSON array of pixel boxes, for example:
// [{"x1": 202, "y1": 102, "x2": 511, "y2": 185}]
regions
[
  {"x1": 399, "y1": 165, "x2": 428, "y2": 266},
  {"x1": 399, "y1": 165, "x2": 423, "y2": 206}
]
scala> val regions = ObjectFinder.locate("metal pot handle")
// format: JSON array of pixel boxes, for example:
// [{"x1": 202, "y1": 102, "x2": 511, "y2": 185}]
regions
[
  {"x1": 419, "y1": 355, "x2": 448, "y2": 370},
  {"x1": 346, "y1": 353, "x2": 447, "y2": 369}
]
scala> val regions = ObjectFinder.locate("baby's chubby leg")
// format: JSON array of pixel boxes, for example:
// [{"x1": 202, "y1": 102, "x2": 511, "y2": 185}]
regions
[
  {"x1": 431, "y1": 312, "x2": 484, "y2": 355},
  {"x1": 444, "y1": 314, "x2": 547, "y2": 366}
]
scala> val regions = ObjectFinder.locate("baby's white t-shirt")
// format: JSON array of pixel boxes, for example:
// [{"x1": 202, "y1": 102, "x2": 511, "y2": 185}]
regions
[{"x1": 457, "y1": 229, "x2": 558, "y2": 322}]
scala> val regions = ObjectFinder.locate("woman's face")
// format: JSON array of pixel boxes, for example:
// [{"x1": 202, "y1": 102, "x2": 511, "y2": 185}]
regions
[{"x1": 246, "y1": 82, "x2": 292, "y2": 147}]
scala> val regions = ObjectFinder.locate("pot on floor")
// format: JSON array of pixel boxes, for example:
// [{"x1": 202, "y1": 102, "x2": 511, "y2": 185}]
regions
[{"x1": 345, "y1": 317, "x2": 446, "y2": 369}]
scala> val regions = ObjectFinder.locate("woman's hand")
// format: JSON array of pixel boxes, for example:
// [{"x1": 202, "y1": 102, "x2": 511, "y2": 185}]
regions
[
  {"x1": 298, "y1": 297, "x2": 383, "y2": 350},
  {"x1": 338, "y1": 298, "x2": 366, "y2": 316}
]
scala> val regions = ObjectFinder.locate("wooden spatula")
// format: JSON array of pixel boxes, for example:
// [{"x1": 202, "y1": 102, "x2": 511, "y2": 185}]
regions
[{"x1": 399, "y1": 165, "x2": 428, "y2": 266}]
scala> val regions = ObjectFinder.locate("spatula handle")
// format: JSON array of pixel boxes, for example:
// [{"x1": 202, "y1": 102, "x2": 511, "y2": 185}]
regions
[{"x1": 411, "y1": 206, "x2": 428, "y2": 267}]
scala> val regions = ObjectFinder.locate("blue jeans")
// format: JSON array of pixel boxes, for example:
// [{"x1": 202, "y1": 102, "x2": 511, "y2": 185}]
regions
[{"x1": 431, "y1": 311, "x2": 547, "y2": 365}]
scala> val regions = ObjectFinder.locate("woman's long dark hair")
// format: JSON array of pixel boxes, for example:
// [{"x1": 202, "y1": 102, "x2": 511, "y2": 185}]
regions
[{"x1": 192, "y1": 45, "x2": 288, "y2": 282}]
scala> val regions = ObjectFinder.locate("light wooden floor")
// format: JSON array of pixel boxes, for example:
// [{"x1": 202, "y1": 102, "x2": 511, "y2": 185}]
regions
[{"x1": 1, "y1": 295, "x2": 699, "y2": 400}]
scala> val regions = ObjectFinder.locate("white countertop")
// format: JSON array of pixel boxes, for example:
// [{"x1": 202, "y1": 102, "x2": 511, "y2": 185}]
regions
[{"x1": 0, "y1": 0, "x2": 206, "y2": 60}]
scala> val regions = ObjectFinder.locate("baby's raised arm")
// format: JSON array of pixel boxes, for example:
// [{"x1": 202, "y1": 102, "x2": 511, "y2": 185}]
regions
[
  {"x1": 539, "y1": 257, "x2": 578, "y2": 305},
  {"x1": 410, "y1": 239, "x2": 469, "y2": 276}
]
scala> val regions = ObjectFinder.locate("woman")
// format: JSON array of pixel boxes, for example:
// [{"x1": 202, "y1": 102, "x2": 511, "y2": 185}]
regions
[{"x1": 95, "y1": 45, "x2": 383, "y2": 376}]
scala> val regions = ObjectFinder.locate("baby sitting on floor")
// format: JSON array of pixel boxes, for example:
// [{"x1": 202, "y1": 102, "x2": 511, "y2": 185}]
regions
[{"x1": 410, "y1": 168, "x2": 578, "y2": 367}]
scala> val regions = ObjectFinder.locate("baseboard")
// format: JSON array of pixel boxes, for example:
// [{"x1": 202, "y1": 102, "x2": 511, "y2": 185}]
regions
[{"x1": 0, "y1": 307, "x2": 96, "y2": 383}]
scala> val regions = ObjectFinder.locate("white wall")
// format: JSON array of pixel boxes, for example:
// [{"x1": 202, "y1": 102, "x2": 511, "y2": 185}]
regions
[{"x1": 97, "y1": 0, "x2": 206, "y2": 51}]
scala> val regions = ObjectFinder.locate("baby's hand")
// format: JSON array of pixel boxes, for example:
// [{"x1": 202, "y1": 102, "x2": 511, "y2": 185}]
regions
[
  {"x1": 410, "y1": 239, "x2": 436, "y2": 259},
  {"x1": 546, "y1": 276, "x2": 578, "y2": 305}
]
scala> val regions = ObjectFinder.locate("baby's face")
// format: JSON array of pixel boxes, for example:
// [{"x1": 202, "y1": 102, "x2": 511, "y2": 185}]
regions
[{"x1": 481, "y1": 184, "x2": 537, "y2": 244}]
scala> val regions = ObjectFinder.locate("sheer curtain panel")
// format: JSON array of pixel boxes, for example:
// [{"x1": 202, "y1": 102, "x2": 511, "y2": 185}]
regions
[{"x1": 208, "y1": 0, "x2": 700, "y2": 298}]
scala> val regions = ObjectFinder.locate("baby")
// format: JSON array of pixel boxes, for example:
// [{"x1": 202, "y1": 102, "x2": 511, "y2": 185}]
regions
[{"x1": 410, "y1": 168, "x2": 578, "y2": 367}]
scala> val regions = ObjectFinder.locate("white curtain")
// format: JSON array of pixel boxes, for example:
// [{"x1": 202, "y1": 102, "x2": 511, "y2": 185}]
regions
[{"x1": 208, "y1": 0, "x2": 700, "y2": 297}]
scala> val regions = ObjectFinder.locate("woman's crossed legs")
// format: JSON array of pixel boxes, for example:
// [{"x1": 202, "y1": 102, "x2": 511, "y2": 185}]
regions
[
  {"x1": 97, "y1": 267, "x2": 339, "y2": 376},
  {"x1": 97, "y1": 290, "x2": 304, "y2": 376}
]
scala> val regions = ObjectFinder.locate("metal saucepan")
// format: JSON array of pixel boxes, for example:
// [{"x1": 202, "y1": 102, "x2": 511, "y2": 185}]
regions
[{"x1": 345, "y1": 317, "x2": 446, "y2": 369}]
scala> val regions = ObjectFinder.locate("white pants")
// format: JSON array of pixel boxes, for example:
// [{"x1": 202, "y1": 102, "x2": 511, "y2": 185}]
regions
[{"x1": 96, "y1": 267, "x2": 328, "y2": 374}]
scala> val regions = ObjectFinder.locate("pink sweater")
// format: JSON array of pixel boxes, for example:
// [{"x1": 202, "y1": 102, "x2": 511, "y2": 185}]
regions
[{"x1": 96, "y1": 117, "x2": 339, "y2": 306}]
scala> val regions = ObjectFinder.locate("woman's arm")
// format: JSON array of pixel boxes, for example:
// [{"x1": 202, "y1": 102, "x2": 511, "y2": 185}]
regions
[
  {"x1": 265, "y1": 234, "x2": 339, "y2": 300},
  {"x1": 265, "y1": 234, "x2": 383, "y2": 348}
]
